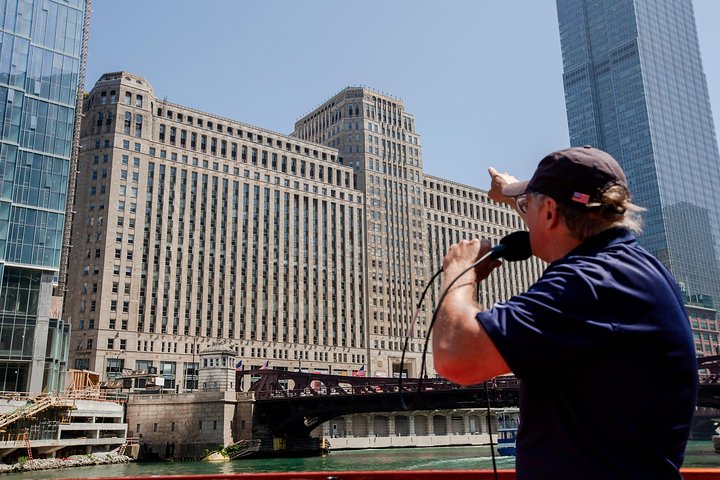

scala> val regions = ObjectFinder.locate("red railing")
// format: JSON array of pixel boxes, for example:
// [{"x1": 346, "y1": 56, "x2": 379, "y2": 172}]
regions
[{"x1": 63, "y1": 469, "x2": 720, "y2": 480}]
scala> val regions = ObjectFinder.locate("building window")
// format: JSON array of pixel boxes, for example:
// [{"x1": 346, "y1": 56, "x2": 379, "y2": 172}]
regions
[{"x1": 106, "y1": 357, "x2": 123, "y2": 380}]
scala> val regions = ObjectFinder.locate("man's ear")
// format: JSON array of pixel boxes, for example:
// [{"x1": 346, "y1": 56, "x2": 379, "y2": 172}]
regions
[{"x1": 545, "y1": 199, "x2": 560, "y2": 227}]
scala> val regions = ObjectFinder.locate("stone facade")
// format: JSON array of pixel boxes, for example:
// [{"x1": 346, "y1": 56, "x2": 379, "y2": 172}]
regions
[
  {"x1": 198, "y1": 344, "x2": 238, "y2": 391},
  {"x1": 67, "y1": 72, "x2": 366, "y2": 387},
  {"x1": 125, "y1": 391, "x2": 245, "y2": 458},
  {"x1": 65, "y1": 72, "x2": 543, "y2": 389},
  {"x1": 294, "y1": 91, "x2": 544, "y2": 378}
]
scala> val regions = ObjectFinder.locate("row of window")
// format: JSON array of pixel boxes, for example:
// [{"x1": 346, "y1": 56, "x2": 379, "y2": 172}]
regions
[
  {"x1": 155, "y1": 126, "x2": 353, "y2": 188},
  {"x1": 155, "y1": 107, "x2": 337, "y2": 162},
  {"x1": 426, "y1": 193, "x2": 520, "y2": 229},
  {"x1": 93, "y1": 89, "x2": 143, "y2": 108}
]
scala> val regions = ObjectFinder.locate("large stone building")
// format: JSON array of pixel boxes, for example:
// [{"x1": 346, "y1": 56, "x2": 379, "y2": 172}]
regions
[
  {"x1": 0, "y1": 0, "x2": 91, "y2": 393},
  {"x1": 556, "y1": 0, "x2": 720, "y2": 355},
  {"x1": 65, "y1": 72, "x2": 543, "y2": 388},
  {"x1": 293, "y1": 88, "x2": 544, "y2": 377}
]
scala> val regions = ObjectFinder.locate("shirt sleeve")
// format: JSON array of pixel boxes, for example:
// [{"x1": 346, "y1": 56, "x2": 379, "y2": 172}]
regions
[{"x1": 477, "y1": 261, "x2": 616, "y2": 378}]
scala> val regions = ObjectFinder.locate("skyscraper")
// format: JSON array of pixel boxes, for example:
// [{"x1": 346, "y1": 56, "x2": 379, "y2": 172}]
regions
[
  {"x1": 557, "y1": 0, "x2": 720, "y2": 354},
  {"x1": 0, "y1": 0, "x2": 91, "y2": 393}
]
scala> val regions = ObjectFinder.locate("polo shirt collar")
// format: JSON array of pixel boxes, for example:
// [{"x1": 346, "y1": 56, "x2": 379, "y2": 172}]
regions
[{"x1": 559, "y1": 227, "x2": 635, "y2": 261}]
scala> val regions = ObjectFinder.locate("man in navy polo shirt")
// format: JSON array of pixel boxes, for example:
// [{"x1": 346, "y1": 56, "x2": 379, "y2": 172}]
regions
[{"x1": 432, "y1": 146, "x2": 697, "y2": 479}]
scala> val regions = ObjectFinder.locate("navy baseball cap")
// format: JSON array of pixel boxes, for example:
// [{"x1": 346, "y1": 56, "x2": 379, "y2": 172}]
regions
[{"x1": 502, "y1": 146, "x2": 627, "y2": 208}]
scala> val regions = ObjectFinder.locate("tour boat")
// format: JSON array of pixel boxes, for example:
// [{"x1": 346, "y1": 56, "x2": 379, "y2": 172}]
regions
[{"x1": 496, "y1": 413, "x2": 518, "y2": 456}]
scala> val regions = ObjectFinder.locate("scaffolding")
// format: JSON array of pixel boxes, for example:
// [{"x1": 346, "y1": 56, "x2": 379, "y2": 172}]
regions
[
  {"x1": 57, "y1": 0, "x2": 93, "y2": 294},
  {"x1": 0, "y1": 396, "x2": 75, "y2": 431}
]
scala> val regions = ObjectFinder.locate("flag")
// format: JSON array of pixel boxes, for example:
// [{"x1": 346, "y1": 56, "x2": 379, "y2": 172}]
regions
[
  {"x1": 571, "y1": 191, "x2": 590, "y2": 204},
  {"x1": 235, "y1": 360, "x2": 243, "y2": 371},
  {"x1": 259, "y1": 360, "x2": 270, "y2": 370},
  {"x1": 353, "y1": 365, "x2": 366, "y2": 377}
]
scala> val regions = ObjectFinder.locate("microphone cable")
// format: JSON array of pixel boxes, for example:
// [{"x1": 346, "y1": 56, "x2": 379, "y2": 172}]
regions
[
  {"x1": 398, "y1": 231, "x2": 529, "y2": 394},
  {"x1": 398, "y1": 266, "x2": 442, "y2": 410},
  {"x1": 399, "y1": 247, "x2": 499, "y2": 407},
  {"x1": 484, "y1": 380, "x2": 500, "y2": 479},
  {"x1": 397, "y1": 247, "x2": 505, "y2": 478}
]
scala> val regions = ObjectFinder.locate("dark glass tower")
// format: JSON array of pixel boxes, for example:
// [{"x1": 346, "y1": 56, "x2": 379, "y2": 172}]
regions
[
  {"x1": 0, "y1": 0, "x2": 90, "y2": 392},
  {"x1": 557, "y1": 0, "x2": 720, "y2": 352}
]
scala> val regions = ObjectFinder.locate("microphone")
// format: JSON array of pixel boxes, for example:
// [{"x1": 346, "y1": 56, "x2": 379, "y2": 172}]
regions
[{"x1": 489, "y1": 231, "x2": 531, "y2": 262}]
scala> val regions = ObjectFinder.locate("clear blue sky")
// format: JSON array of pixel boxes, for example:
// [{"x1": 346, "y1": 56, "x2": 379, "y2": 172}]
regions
[{"x1": 85, "y1": 0, "x2": 720, "y2": 188}]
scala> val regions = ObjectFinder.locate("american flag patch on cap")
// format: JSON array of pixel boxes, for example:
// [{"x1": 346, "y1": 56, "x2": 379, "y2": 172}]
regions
[{"x1": 572, "y1": 192, "x2": 590, "y2": 204}]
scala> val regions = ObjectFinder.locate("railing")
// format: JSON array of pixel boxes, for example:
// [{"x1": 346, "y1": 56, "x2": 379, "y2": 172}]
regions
[
  {"x1": 699, "y1": 373, "x2": 720, "y2": 383},
  {"x1": 0, "y1": 389, "x2": 126, "y2": 402},
  {"x1": 252, "y1": 383, "x2": 455, "y2": 400},
  {"x1": 63, "y1": 389, "x2": 128, "y2": 402},
  {"x1": 0, "y1": 391, "x2": 33, "y2": 401},
  {"x1": 118, "y1": 436, "x2": 140, "y2": 456},
  {"x1": 0, "y1": 396, "x2": 64, "y2": 430},
  {"x1": 246, "y1": 369, "x2": 520, "y2": 400},
  {"x1": 51, "y1": 470, "x2": 720, "y2": 479}
]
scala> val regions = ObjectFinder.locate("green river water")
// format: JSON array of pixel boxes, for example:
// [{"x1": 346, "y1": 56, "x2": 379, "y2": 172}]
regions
[{"x1": 5, "y1": 441, "x2": 719, "y2": 479}]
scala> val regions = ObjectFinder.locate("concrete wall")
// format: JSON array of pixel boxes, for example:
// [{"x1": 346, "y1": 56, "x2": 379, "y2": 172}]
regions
[
  {"x1": 234, "y1": 393, "x2": 254, "y2": 441},
  {"x1": 125, "y1": 391, "x2": 243, "y2": 458}
]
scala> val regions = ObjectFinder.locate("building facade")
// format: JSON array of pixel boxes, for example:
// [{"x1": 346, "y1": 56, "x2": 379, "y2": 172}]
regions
[
  {"x1": 424, "y1": 175, "x2": 545, "y2": 314},
  {"x1": 294, "y1": 89, "x2": 543, "y2": 378},
  {"x1": 68, "y1": 73, "x2": 366, "y2": 388},
  {"x1": 0, "y1": 0, "x2": 90, "y2": 393},
  {"x1": 556, "y1": 0, "x2": 720, "y2": 354},
  {"x1": 65, "y1": 73, "x2": 542, "y2": 388},
  {"x1": 294, "y1": 90, "x2": 426, "y2": 378}
]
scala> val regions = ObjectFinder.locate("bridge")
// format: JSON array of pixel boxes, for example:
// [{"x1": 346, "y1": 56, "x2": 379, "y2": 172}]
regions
[
  {"x1": 240, "y1": 355, "x2": 720, "y2": 441},
  {"x1": 697, "y1": 355, "x2": 720, "y2": 409},
  {"x1": 239, "y1": 369, "x2": 519, "y2": 439}
]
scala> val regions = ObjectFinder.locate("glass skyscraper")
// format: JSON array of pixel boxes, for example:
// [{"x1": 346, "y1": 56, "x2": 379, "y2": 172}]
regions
[
  {"x1": 0, "y1": 0, "x2": 90, "y2": 393},
  {"x1": 557, "y1": 0, "x2": 720, "y2": 352}
]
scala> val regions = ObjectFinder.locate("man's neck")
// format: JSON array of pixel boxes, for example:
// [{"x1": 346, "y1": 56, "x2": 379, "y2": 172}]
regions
[{"x1": 545, "y1": 229, "x2": 583, "y2": 263}]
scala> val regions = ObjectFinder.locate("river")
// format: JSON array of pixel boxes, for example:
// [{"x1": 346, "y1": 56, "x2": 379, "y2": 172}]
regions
[{"x1": 5, "y1": 440, "x2": 719, "y2": 479}]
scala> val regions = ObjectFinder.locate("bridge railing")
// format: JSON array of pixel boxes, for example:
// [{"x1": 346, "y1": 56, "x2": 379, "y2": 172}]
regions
[{"x1": 242, "y1": 369, "x2": 520, "y2": 400}]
